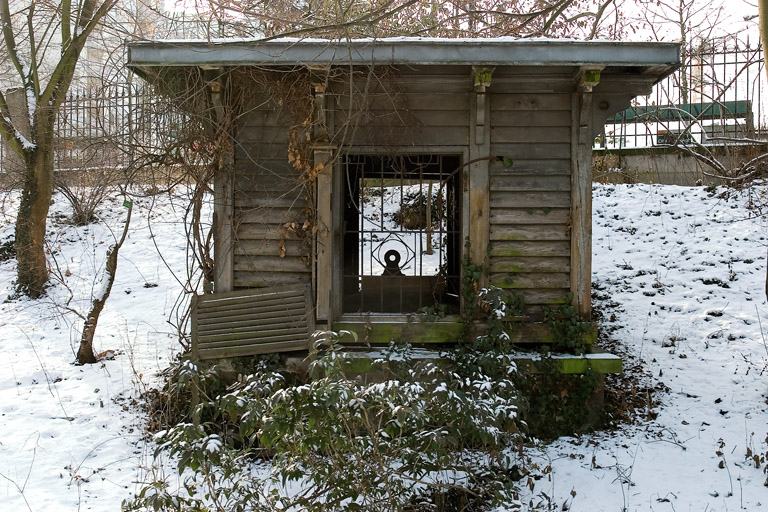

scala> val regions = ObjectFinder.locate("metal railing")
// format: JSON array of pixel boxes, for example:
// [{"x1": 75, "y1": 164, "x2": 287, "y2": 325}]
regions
[
  {"x1": 598, "y1": 35, "x2": 766, "y2": 150},
  {"x1": 0, "y1": 82, "x2": 186, "y2": 174}
]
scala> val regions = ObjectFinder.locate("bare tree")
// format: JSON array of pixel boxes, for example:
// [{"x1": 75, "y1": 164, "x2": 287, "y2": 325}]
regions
[
  {"x1": 156, "y1": 0, "x2": 626, "y2": 40},
  {"x1": 0, "y1": 0, "x2": 116, "y2": 297}
]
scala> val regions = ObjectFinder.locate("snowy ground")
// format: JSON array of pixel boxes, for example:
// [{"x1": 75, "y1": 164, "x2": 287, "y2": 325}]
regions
[
  {"x1": 0, "y1": 190, "x2": 192, "y2": 511},
  {"x1": 523, "y1": 184, "x2": 768, "y2": 511},
  {"x1": 0, "y1": 183, "x2": 766, "y2": 511}
]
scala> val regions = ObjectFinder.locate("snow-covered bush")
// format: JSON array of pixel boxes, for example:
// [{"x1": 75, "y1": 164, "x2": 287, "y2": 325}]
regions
[{"x1": 127, "y1": 331, "x2": 525, "y2": 511}]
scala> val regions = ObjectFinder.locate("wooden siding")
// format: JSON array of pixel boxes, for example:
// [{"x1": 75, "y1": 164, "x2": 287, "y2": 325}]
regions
[
  {"x1": 489, "y1": 92, "x2": 572, "y2": 315},
  {"x1": 329, "y1": 75, "x2": 471, "y2": 147},
  {"x1": 232, "y1": 105, "x2": 311, "y2": 291}
]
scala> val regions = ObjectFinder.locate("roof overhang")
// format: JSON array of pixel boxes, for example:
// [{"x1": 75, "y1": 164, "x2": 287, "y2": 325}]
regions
[{"x1": 127, "y1": 37, "x2": 680, "y2": 79}]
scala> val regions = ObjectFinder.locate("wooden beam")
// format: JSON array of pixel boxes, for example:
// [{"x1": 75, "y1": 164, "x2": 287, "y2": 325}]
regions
[
  {"x1": 314, "y1": 145, "x2": 334, "y2": 323},
  {"x1": 210, "y1": 74, "x2": 234, "y2": 293},
  {"x1": 570, "y1": 84, "x2": 594, "y2": 319},
  {"x1": 313, "y1": 77, "x2": 335, "y2": 322},
  {"x1": 469, "y1": 67, "x2": 493, "y2": 285}
]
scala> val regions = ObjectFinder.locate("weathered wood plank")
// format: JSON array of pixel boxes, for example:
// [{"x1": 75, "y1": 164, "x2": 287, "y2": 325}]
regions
[
  {"x1": 198, "y1": 296, "x2": 306, "y2": 317},
  {"x1": 490, "y1": 224, "x2": 569, "y2": 241},
  {"x1": 238, "y1": 126, "x2": 291, "y2": 144},
  {"x1": 489, "y1": 240, "x2": 571, "y2": 258},
  {"x1": 199, "y1": 311, "x2": 307, "y2": 333},
  {"x1": 234, "y1": 193, "x2": 307, "y2": 209},
  {"x1": 490, "y1": 191, "x2": 571, "y2": 208},
  {"x1": 490, "y1": 110, "x2": 571, "y2": 127},
  {"x1": 235, "y1": 239, "x2": 304, "y2": 257},
  {"x1": 192, "y1": 285, "x2": 313, "y2": 359},
  {"x1": 491, "y1": 143, "x2": 571, "y2": 160},
  {"x1": 571, "y1": 90, "x2": 593, "y2": 318},
  {"x1": 235, "y1": 173, "x2": 304, "y2": 194},
  {"x1": 335, "y1": 109, "x2": 470, "y2": 128},
  {"x1": 341, "y1": 125, "x2": 469, "y2": 146},
  {"x1": 315, "y1": 146, "x2": 334, "y2": 322},
  {"x1": 236, "y1": 223, "x2": 290, "y2": 241},
  {"x1": 517, "y1": 288, "x2": 571, "y2": 305},
  {"x1": 235, "y1": 207, "x2": 307, "y2": 224},
  {"x1": 468, "y1": 85, "x2": 491, "y2": 284},
  {"x1": 234, "y1": 271, "x2": 310, "y2": 288},
  {"x1": 235, "y1": 142, "x2": 289, "y2": 159},
  {"x1": 491, "y1": 126, "x2": 571, "y2": 144},
  {"x1": 490, "y1": 257, "x2": 570, "y2": 273},
  {"x1": 331, "y1": 92, "x2": 470, "y2": 112},
  {"x1": 490, "y1": 175, "x2": 570, "y2": 191},
  {"x1": 233, "y1": 255, "x2": 309, "y2": 273},
  {"x1": 199, "y1": 327, "x2": 309, "y2": 345},
  {"x1": 489, "y1": 159, "x2": 571, "y2": 175},
  {"x1": 198, "y1": 339, "x2": 307, "y2": 359},
  {"x1": 490, "y1": 272, "x2": 570, "y2": 289},
  {"x1": 491, "y1": 94, "x2": 572, "y2": 111},
  {"x1": 490, "y1": 207, "x2": 570, "y2": 225}
]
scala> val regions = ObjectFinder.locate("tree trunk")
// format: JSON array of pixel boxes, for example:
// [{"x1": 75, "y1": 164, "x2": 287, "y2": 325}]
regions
[
  {"x1": 761, "y1": 0, "x2": 768, "y2": 301},
  {"x1": 14, "y1": 149, "x2": 54, "y2": 297},
  {"x1": 77, "y1": 200, "x2": 133, "y2": 364}
]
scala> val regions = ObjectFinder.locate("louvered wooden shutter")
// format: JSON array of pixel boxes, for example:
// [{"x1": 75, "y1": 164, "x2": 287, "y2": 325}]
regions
[{"x1": 191, "y1": 285, "x2": 314, "y2": 360}]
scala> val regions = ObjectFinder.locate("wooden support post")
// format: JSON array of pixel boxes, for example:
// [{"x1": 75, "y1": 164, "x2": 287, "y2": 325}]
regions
[
  {"x1": 209, "y1": 74, "x2": 234, "y2": 293},
  {"x1": 570, "y1": 67, "x2": 601, "y2": 319},
  {"x1": 469, "y1": 67, "x2": 493, "y2": 284},
  {"x1": 312, "y1": 82, "x2": 336, "y2": 323}
]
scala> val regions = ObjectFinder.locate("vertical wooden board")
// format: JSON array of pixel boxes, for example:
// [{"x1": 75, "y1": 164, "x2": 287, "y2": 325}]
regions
[
  {"x1": 315, "y1": 148, "x2": 334, "y2": 322},
  {"x1": 214, "y1": 134, "x2": 234, "y2": 292},
  {"x1": 570, "y1": 91, "x2": 594, "y2": 319},
  {"x1": 469, "y1": 90, "x2": 491, "y2": 281}
]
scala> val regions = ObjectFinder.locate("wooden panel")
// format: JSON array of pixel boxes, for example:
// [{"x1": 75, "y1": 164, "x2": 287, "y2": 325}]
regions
[
  {"x1": 490, "y1": 241, "x2": 570, "y2": 258},
  {"x1": 517, "y1": 289, "x2": 571, "y2": 305},
  {"x1": 235, "y1": 207, "x2": 306, "y2": 224},
  {"x1": 490, "y1": 207, "x2": 570, "y2": 225},
  {"x1": 235, "y1": 168, "x2": 302, "y2": 193},
  {"x1": 335, "y1": 109, "x2": 470, "y2": 127},
  {"x1": 490, "y1": 191, "x2": 571, "y2": 208},
  {"x1": 491, "y1": 127, "x2": 571, "y2": 144},
  {"x1": 235, "y1": 192, "x2": 306, "y2": 209},
  {"x1": 234, "y1": 271, "x2": 309, "y2": 288},
  {"x1": 236, "y1": 223, "x2": 290, "y2": 241},
  {"x1": 490, "y1": 224, "x2": 569, "y2": 241},
  {"x1": 192, "y1": 285, "x2": 313, "y2": 359},
  {"x1": 235, "y1": 239, "x2": 304, "y2": 257},
  {"x1": 492, "y1": 94, "x2": 572, "y2": 111},
  {"x1": 491, "y1": 143, "x2": 571, "y2": 160},
  {"x1": 490, "y1": 272, "x2": 570, "y2": 289},
  {"x1": 340, "y1": 125, "x2": 469, "y2": 146},
  {"x1": 235, "y1": 142, "x2": 289, "y2": 159},
  {"x1": 234, "y1": 255, "x2": 309, "y2": 273},
  {"x1": 489, "y1": 159, "x2": 571, "y2": 175},
  {"x1": 490, "y1": 257, "x2": 570, "y2": 273},
  {"x1": 238, "y1": 126, "x2": 290, "y2": 144},
  {"x1": 331, "y1": 92, "x2": 470, "y2": 111},
  {"x1": 490, "y1": 110, "x2": 571, "y2": 127},
  {"x1": 571, "y1": 91, "x2": 594, "y2": 318},
  {"x1": 490, "y1": 175, "x2": 570, "y2": 191}
]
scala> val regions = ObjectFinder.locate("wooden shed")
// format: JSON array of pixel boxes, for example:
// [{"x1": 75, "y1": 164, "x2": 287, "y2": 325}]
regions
[{"x1": 128, "y1": 38, "x2": 679, "y2": 359}]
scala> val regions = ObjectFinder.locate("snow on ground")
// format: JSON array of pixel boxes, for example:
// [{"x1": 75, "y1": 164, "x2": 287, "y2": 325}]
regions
[
  {"x1": 523, "y1": 184, "x2": 768, "y2": 511},
  {"x1": 0, "y1": 190, "x2": 192, "y2": 511},
  {"x1": 0, "y1": 183, "x2": 766, "y2": 511}
]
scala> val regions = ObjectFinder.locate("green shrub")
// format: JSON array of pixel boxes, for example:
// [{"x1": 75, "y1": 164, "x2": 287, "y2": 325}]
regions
[{"x1": 126, "y1": 331, "x2": 525, "y2": 511}]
